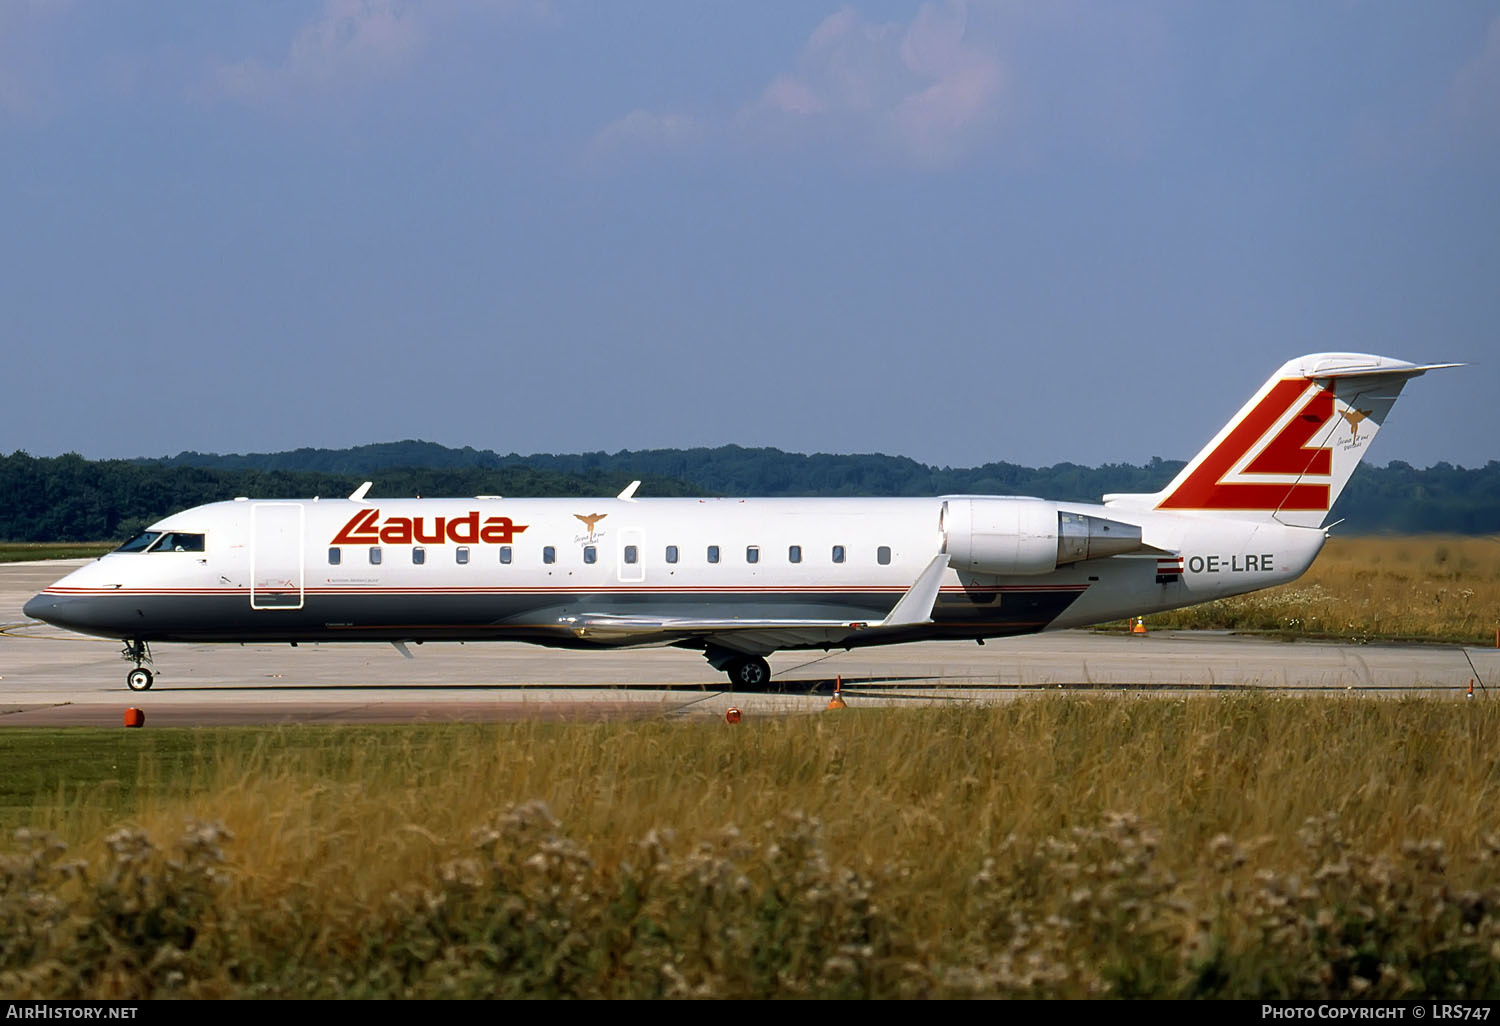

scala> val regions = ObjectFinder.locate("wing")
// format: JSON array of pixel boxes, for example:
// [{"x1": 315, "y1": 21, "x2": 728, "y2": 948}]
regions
[{"x1": 559, "y1": 553, "x2": 951, "y2": 653}]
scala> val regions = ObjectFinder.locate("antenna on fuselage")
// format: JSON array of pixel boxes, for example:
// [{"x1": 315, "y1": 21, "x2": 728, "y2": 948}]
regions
[{"x1": 348, "y1": 481, "x2": 373, "y2": 502}]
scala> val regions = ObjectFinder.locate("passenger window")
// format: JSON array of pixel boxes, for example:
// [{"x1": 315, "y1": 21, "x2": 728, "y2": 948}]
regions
[
  {"x1": 369, "y1": 547, "x2": 382, "y2": 565},
  {"x1": 413, "y1": 547, "x2": 426, "y2": 565},
  {"x1": 500, "y1": 546, "x2": 512, "y2": 565},
  {"x1": 543, "y1": 546, "x2": 556, "y2": 565},
  {"x1": 788, "y1": 545, "x2": 801, "y2": 564},
  {"x1": 456, "y1": 546, "x2": 469, "y2": 564},
  {"x1": 328, "y1": 547, "x2": 341, "y2": 566},
  {"x1": 878, "y1": 546, "x2": 892, "y2": 565},
  {"x1": 624, "y1": 545, "x2": 638, "y2": 564},
  {"x1": 832, "y1": 545, "x2": 846, "y2": 564},
  {"x1": 746, "y1": 545, "x2": 760, "y2": 564},
  {"x1": 707, "y1": 545, "x2": 720, "y2": 564},
  {"x1": 665, "y1": 545, "x2": 679, "y2": 564},
  {"x1": 584, "y1": 546, "x2": 597, "y2": 564}
]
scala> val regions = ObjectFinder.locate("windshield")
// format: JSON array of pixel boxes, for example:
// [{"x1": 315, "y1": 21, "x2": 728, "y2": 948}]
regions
[
  {"x1": 115, "y1": 532, "x2": 162, "y2": 553},
  {"x1": 112, "y1": 531, "x2": 206, "y2": 553}
]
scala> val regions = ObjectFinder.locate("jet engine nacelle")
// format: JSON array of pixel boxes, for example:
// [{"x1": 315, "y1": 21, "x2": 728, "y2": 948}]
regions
[{"x1": 940, "y1": 497, "x2": 1144, "y2": 575}]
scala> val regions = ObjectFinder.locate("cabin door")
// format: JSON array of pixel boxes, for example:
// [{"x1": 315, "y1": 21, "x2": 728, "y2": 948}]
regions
[{"x1": 250, "y1": 503, "x2": 305, "y2": 610}]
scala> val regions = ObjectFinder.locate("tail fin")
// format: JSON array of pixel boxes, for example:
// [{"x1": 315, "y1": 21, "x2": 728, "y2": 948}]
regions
[{"x1": 1103, "y1": 353, "x2": 1458, "y2": 528}]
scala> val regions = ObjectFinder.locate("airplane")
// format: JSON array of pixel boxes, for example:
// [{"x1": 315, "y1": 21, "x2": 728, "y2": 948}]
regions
[{"x1": 24, "y1": 352, "x2": 1454, "y2": 692}]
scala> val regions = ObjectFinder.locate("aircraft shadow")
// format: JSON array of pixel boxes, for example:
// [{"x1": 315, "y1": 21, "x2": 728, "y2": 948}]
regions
[{"x1": 150, "y1": 675, "x2": 1269, "y2": 697}]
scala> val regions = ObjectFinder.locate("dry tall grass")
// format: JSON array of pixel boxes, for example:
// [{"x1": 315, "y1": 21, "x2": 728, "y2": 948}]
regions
[
  {"x1": 1148, "y1": 535, "x2": 1500, "y2": 643},
  {"x1": 7, "y1": 698, "x2": 1500, "y2": 998}
]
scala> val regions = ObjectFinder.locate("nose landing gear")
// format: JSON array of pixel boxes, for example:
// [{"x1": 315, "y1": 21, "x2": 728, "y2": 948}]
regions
[{"x1": 122, "y1": 640, "x2": 154, "y2": 691}]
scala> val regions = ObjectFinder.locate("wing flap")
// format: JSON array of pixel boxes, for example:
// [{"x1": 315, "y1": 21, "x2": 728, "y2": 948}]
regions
[{"x1": 561, "y1": 613, "x2": 879, "y2": 641}]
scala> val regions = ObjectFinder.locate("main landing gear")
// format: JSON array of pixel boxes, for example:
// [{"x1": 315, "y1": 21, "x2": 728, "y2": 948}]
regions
[
  {"x1": 704, "y1": 645, "x2": 774, "y2": 688},
  {"x1": 122, "y1": 639, "x2": 154, "y2": 691},
  {"x1": 724, "y1": 655, "x2": 771, "y2": 689}
]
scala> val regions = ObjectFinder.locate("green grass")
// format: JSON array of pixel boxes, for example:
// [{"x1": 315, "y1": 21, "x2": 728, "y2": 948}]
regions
[
  {"x1": 0, "y1": 725, "x2": 509, "y2": 834},
  {"x1": 0, "y1": 728, "x2": 288, "y2": 834},
  {"x1": 5, "y1": 701, "x2": 1500, "y2": 998},
  {"x1": 0, "y1": 542, "x2": 113, "y2": 563}
]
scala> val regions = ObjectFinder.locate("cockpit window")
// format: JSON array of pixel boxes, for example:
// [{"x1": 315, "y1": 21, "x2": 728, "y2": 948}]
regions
[
  {"x1": 154, "y1": 532, "x2": 206, "y2": 553},
  {"x1": 116, "y1": 531, "x2": 206, "y2": 553},
  {"x1": 115, "y1": 532, "x2": 162, "y2": 553}
]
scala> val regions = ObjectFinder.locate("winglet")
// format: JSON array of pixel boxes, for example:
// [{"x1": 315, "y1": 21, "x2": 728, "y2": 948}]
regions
[
  {"x1": 617, "y1": 480, "x2": 641, "y2": 501},
  {"x1": 876, "y1": 553, "x2": 951, "y2": 628},
  {"x1": 349, "y1": 481, "x2": 373, "y2": 502}
]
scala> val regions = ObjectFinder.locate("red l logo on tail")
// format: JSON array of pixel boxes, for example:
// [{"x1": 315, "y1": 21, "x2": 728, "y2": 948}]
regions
[{"x1": 1157, "y1": 380, "x2": 1335, "y2": 512}]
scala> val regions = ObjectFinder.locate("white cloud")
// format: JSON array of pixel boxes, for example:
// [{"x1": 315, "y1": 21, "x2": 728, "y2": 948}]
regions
[
  {"x1": 602, "y1": 2, "x2": 1006, "y2": 171},
  {"x1": 214, "y1": 0, "x2": 426, "y2": 103},
  {"x1": 889, "y1": 2, "x2": 1005, "y2": 165},
  {"x1": 594, "y1": 108, "x2": 703, "y2": 152},
  {"x1": 749, "y1": 1, "x2": 1004, "y2": 168},
  {"x1": 767, "y1": 6, "x2": 903, "y2": 115}
]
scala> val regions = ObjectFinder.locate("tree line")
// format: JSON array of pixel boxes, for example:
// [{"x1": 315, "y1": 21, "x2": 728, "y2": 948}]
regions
[
  {"x1": 0, "y1": 451, "x2": 695, "y2": 543},
  {"x1": 1, "y1": 443, "x2": 1495, "y2": 542}
]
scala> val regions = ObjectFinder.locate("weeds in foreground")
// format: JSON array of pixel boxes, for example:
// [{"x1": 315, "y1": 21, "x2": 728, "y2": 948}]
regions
[
  {"x1": 5, "y1": 699, "x2": 1500, "y2": 998},
  {"x1": 5, "y1": 806, "x2": 1500, "y2": 999}
]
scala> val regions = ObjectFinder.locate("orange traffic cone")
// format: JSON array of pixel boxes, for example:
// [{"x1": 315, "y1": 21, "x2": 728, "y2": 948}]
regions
[
  {"x1": 1131, "y1": 617, "x2": 1147, "y2": 635},
  {"x1": 1468, "y1": 679, "x2": 1475, "y2": 699},
  {"x1": 827, "y1": 675, "x2": 846, "y2": 709}
]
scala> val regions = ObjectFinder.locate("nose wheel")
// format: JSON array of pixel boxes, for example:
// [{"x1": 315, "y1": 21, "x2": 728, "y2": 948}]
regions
[{"x1": 122, "y1": 639, "x2": 154, "y2": 691}]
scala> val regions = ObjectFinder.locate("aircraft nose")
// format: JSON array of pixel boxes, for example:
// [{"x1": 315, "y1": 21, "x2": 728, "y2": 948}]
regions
[
  {"x1": 22, "y1": 593, "x2": 53, "y2": 622},
  {"x1": 22, "y1": 590, "x2": 133, "y2": 637},
  {"x1": 23, "y1": 592, "x2": 90, "y2": 632}
]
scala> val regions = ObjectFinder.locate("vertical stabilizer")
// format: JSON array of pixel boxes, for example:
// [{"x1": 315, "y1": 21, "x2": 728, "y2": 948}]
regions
[{"x1": 1103, "y1": 353, "x2": 1458, "y2": 528}]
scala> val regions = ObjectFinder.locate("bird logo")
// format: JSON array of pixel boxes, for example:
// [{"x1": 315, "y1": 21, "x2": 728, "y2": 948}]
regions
[
  {"x1": 1339, "y1": 407, "x2": 1373, "y2": 438},
  {"x1": 574, "y1": 512, "x2": 607, "y2": 541}
]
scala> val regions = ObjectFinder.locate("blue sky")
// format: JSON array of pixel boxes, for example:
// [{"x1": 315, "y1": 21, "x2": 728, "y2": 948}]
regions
[{"x1": 2, "y1": 1, "x2": 1496, "y2": 471}]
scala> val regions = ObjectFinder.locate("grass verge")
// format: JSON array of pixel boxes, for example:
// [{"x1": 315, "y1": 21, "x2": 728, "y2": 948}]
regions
[
  {"x1": 1118, "y1": 535, "x2": 1500, "y2": 644},
  {"x1": 0, "y1": 543, "x2": 113, "y2": 563},
  {"x1": 4, "y1": 698, "x2": 1500, "y2": 998}
]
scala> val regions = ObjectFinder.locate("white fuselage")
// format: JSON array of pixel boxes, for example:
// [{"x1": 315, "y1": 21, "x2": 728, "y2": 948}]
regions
[{"x1": 27, "y1": 494, "x2": 1325, "y2": 654}]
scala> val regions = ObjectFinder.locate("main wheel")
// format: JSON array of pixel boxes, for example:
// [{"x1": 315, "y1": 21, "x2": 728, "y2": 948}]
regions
[
  {"x1": 127, "y1": 668, "x2": 154, "y2": 692},
  {"x1": 726, "y1": 656, "x2": 771, "y2": 689}
]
